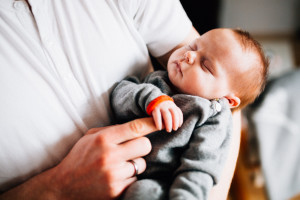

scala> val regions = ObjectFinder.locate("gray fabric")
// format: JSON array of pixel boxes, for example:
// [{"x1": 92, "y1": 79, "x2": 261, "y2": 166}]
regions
[
  {"x1": 246, "y1": 69, "x2": 300, "y2": 200},
  {"x1": 111, "y1": 71, "x2": 233, "y2": 200}
]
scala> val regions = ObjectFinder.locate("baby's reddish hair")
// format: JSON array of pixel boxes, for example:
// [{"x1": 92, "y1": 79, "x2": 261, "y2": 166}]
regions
[{"x1": 231, "y1": 29, "x2": 269, "y2": 111}]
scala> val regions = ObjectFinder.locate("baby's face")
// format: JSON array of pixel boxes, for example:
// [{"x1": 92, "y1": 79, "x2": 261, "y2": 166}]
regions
[{"x1": 167, "y1": 28, "x2": 253, "y2": 100}]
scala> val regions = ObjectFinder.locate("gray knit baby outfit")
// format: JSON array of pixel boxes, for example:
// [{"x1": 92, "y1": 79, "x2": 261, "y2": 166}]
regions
[{"x1": 110, "y1": 70, "x2": 233, "y2": 200}]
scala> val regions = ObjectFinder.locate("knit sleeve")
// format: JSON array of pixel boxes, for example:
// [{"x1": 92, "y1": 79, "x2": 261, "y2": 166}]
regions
[{"x1": 110, "y1": 75, "x2": 166, "y2": 123}]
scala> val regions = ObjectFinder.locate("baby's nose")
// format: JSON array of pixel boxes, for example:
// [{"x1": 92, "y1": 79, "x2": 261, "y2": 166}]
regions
[{"x1": 184, "y1": 51, "x2": 196, "y2": 64}]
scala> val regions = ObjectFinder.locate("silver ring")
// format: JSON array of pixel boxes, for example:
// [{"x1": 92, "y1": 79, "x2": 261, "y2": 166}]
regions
[{"x1": 128, "y1": 160, "x2": 139, "y2": 177}]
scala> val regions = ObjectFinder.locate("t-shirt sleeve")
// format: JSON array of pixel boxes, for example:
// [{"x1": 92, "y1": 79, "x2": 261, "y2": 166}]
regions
[{"x1": 119, "y1": 0, "x2": 193, "y2": 57}]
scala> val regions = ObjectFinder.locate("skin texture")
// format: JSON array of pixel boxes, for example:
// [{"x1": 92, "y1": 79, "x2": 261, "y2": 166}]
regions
[
  {"x1": 152, "y1": 28, "x2": 253, "y2": 132},
  {"x1": 167, "y1": 28, "x2": 254, "y2": 108},
  {"x1": 152, "y1": 100, "x2": 183, "y2": 132},
  {"x1": 0, "y1": 118, "x2": 158, "y2": 200}
]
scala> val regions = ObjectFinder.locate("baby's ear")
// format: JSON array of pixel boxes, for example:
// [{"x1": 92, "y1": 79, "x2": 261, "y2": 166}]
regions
[{"x1": 225, "y1": 94, "x2": 240, "y2": 108}]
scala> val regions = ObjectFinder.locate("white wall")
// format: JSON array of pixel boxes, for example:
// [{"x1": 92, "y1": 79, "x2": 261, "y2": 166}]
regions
[{"x1": 219, "y1": 0, "x2": 299, "y2": 35}]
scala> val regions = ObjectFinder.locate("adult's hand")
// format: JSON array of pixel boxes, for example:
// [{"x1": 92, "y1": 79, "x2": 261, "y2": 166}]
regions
[{"x1": 0, "y1": 118, "x2": 158, "y2": 200}]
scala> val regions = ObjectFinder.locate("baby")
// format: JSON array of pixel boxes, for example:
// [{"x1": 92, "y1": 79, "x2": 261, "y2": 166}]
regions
[{"x1": 111, "y1": 28, "x2": 269, "y2": 200}]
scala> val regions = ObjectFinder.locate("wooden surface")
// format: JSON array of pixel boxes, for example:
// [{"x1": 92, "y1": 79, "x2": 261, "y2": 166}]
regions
[{"x1": 228, "y1": 115, "x2": 267, "y2": 200}]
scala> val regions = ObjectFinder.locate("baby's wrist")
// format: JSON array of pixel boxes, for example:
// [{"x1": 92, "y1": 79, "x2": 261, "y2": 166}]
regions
[{"x1": 146, "y1": 95, "x2": 174, "y2": 115}]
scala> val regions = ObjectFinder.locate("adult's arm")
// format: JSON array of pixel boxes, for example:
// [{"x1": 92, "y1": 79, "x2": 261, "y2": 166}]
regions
[{"x1": 0, "y1": 118, "x2": 158, "y2": 200}]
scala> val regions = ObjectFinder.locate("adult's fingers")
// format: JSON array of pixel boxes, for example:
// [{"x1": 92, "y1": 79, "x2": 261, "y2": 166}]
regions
[
  {"x1": 127, "y1": 158, "x2": 146, "y2": 177},
  {"x1": 100, "y1": 118, "x2": 158, "y2": 144},
  {"x1": 118, "y1": 137, "x2": 152, "y2": 161},
  {"x1": 112, "y1": 177, "x2": 137, "y2": 199},
  {"x1": 117, "y1": 158, "x2": 147, "y2": 180},
  {"x1": 106, "y1": 157, "x2": 147, "y2": 183}
]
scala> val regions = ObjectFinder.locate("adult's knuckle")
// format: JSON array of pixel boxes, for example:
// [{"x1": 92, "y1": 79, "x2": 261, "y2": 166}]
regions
[
  {"x1": 97, "y1": 155, "x2": 108, "y2": 167},
  {"x1": 106, "y1": 180, "x2": 122, "y2": 198},
  {"x1": 129, "y1": 119, "x2": 144, "y2": 135},
  {"x1": 104, "y1": 169, "x2": 117, "y2": 184},
  {"x1": 106, "y1": 182, "x2": 117, "y2": 197},
  {"x1": 97, "y1": 151, "x2": 112, "y2": 167},
  {"x1": 94, "y1": 134, "x2": 107, "y2": 146}
]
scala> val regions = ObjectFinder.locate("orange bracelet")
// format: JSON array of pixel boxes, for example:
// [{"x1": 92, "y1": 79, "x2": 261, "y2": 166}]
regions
[{"x1": 146, "y1": 95, "x2": 174, "y2": 115}]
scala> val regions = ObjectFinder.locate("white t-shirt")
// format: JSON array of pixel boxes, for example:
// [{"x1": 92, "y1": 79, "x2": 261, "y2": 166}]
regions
[{"x1": 0, "y1": 0, "x2": 192, "y2": 191}]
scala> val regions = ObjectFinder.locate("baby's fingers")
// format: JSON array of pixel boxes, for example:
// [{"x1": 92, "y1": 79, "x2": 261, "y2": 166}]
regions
[
  {"x1": 152, "y1": 108, "x2": 163, "y2": 130},
  {"x1": 178, "y1": 107, "x2": 183, "y2": 128},
  {"x1": 161, "y1": 109, "x2": 173, "y2": 132},
  {"x1": 170, "y1": 107, "x2": 183, "y2": 131}
]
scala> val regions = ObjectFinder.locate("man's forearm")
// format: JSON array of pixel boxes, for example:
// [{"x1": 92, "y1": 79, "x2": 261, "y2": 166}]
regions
[{"x1": 0, "y1": 166, "x2": 59, "y2": 200}]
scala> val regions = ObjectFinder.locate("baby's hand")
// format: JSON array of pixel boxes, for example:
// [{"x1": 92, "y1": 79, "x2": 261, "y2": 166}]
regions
[{"x1": 151, "y1": 101, "x2": 183, "y2": 132}]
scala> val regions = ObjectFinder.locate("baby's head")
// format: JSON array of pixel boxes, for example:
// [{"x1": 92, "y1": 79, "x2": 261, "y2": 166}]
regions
[{"x1": 167, "y1": 28, "x2": 269, "y2": 111}]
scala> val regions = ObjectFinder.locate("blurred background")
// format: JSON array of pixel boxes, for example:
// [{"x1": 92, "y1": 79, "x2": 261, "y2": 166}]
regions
[{"x1": 180, "y1": 0, "x2": 300, "y2": 200}]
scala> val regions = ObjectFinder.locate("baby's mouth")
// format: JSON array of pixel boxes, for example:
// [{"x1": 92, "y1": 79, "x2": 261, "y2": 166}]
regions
[{"x1": 176, "y1": 61, "x2": 183, "y2": 76}]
